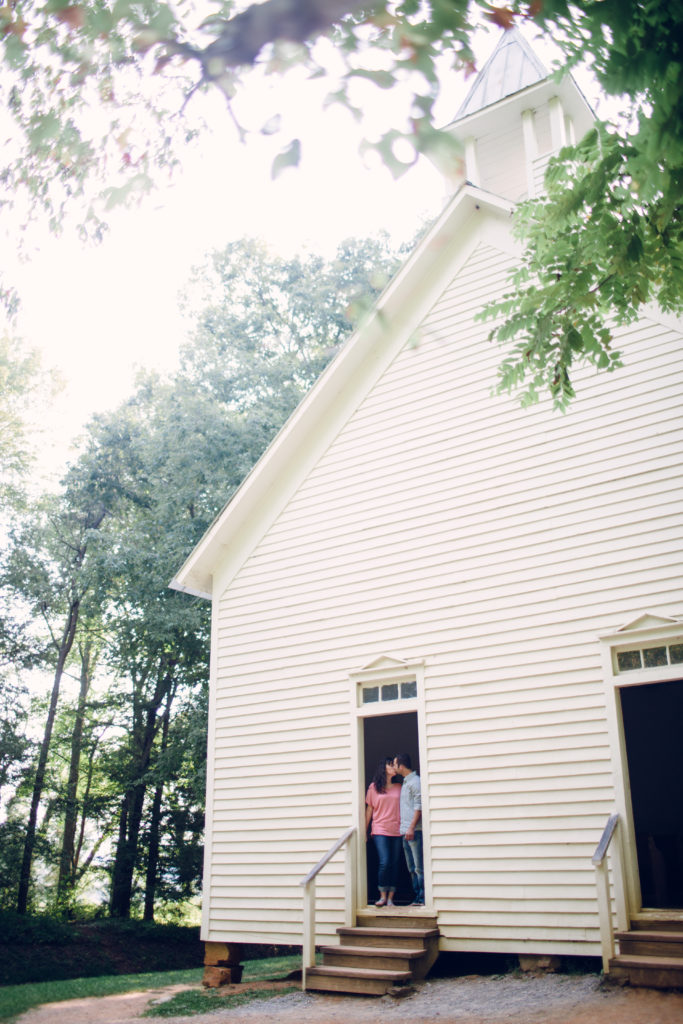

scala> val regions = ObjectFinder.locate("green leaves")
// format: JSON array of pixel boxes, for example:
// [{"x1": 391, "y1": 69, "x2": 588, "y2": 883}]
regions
[
  {"x1": 1, "y1": 0, "x2": 682, "y2": 407},
  {"x1": 483, "y1": 105, "x2": 683, "y2": 409}
]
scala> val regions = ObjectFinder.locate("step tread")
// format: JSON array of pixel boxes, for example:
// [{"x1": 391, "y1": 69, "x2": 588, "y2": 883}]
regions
[
  {"x1": 321, "y1": 944, "x2": 425, "y2": 959},
  {"x1": 356, "y1": 914, "x2": 438, "y2": 927},
  {"x1": 307, "y1": 965, "x2": 412, "y2": 980},
  {"x1": 356, "y1": 921, "x2": 440, "y2": 929},
  {"x1": 338, "y1": 926, "x2": 439, "y2": 938},
  {"x1": 616, "y1": 930, "x2": 683, "y2": 942},
  {"x1": 630, "y1": 917, "x2": 683, "y2": 932},
  {"x1": 611, "y1": 954, "x2": 683, "y2": 969}
]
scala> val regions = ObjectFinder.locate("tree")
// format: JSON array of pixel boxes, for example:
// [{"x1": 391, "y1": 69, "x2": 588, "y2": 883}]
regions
[
  {"x1": 0, "y1": 231, "x2": 408, "y2": 916},
  {"x1": 0, "y1": 675, "x2": 32, "y2": 798},
  {"x1": 179, "y1": 234, "x2": 401, "y2": 404},
  {"x1": 0, "y1": 337, "x2": 59, "y2": 697},
  {"x1": 2, "y1": 3, "x2": 682, "y2": 405},
  {"x1": 75, "y1": 235, "x2": 398, "y2": 918},
  {"x1": 3, "y1": 493, "x2": 107, "y2": 913},
  {"x1": 55, "y1": 633, "x2": 107, "y2": 907},
  {"x1": 0, "y1": 335, "x2": 57, "y2": 509}
]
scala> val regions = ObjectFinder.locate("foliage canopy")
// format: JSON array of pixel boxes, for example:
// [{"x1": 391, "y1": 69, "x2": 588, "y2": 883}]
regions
[{"x1": 1, "y1": 2, "x2": 682, "y2": 401}]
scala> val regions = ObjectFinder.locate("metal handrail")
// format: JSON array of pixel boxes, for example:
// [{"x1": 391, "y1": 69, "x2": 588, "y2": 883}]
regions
[
  {"x1": 592, "y1": 813, "x2": 628, "y2": 972},
  {"x1": 299, "y1": 825, "x2": 357, "y2": 990},
  {"x1": 592, "y1": 814, "x2": 619, "y2": 867}
]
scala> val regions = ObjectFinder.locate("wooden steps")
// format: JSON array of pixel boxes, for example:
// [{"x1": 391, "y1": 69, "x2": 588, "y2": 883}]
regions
[
  {"x1": 304, "y1": 964, "x2": 412, "y2": 995},
  {"x1": 305, "y1": 908, "x2": 439, "y2": 995},
  {"x1": 610, "y1": 914, "x2": 683, "y2": 989}
]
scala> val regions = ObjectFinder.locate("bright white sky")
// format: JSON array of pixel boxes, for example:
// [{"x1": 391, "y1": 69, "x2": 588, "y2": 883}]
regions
[
  {"x1": 11, "y1": 67, "x2": 450, "y2": 473},
  {"x1": 6, "y1": 21, "x2": 603, "y2": 477}
]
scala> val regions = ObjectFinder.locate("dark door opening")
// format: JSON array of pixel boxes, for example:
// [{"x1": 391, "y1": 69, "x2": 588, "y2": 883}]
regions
[
  {"x1": 363, "y1": 711, "x2": 419, "y2": 906},
  {"x1": 621, "y1": 679, "x2": 683, "y2": 908}
]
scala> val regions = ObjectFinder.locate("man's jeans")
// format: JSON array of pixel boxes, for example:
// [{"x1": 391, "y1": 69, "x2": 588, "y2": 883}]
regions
[{"x1": 402, "y1": 832, "x2": 424, "y2": 904}]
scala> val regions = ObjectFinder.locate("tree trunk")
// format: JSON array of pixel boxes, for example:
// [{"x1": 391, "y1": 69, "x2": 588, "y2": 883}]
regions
[
  {"x1": 109, "y1": 782, "x2": 148, "y2": 918},
  {"x1": 56, "y1": 639, "x2": 95, "y2": 908},
  {"x1": 16, "y1": 598, "x2": 80, "y2": 914},
  {"x1": 143, "y1": 693, "x2": 173, "y2": 921},
  {"x1": 142, "y1": 782, "x2": 163, "y2": 922},
  {"x1": 109, "y1": 795, "x2": 131, "y2": 917},
  {"x1": 109, "y1": 665, "x2": 177, "y2": 918}
]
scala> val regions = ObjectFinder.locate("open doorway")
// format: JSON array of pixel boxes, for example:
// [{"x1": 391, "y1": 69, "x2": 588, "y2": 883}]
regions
[
  {"x1": 363, "y1": 711, "x2": 419, "y2": 906},
  {"x1": 621, "y1": 679, "x2": 683, "y2": 908}
]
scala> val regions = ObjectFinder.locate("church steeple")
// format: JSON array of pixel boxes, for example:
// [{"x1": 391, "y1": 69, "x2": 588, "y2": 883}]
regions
[
  {"x1": 455, "y1": 27, "x2": 547, "y2": 120},
  {"x1": 444, "y1": 28, "x2": 594, "y2": 202}
]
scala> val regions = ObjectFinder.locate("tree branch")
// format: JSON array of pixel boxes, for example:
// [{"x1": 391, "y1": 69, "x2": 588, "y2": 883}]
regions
[{"x1": 170, "y1": 0, "x2": 368, "y2": 76}]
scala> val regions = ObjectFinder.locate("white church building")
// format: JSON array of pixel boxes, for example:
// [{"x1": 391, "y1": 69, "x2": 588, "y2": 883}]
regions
[{"x1": 172, "y1": 29, "x2": 683, "y2": 994}]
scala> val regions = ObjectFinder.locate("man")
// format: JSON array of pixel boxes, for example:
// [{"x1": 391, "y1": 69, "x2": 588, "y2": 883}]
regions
[{"x1": 393, "y1": 752, "x2": 424, "y2": 906}]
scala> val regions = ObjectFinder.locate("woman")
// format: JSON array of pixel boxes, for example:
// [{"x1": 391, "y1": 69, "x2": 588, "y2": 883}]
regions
[{"x1": 365, "y1": 756, "x2": 402, "y2": 907}]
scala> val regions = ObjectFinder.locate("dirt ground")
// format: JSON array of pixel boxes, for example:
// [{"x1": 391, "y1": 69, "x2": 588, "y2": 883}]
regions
[{"x1": 14, "y1": 975, "x2": 683, "y2": 1024}]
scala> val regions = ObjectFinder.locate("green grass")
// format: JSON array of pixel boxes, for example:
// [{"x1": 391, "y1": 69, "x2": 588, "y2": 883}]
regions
[
  {"x1": 0, "y1": 955, "x2": 303, "y2": 1024},
  {"x1": 143, "y1": 955, "x2": 303, "y2": 1018},
  {"x1": 242, "y1": 955, "x2": 301, "y2": 982},
  {"x1": 144, "y1": 985, "x2": 299, "y2": 1018},
  {"x1": 0, "y1": 969, "x2": 202, "y2": 1024}
]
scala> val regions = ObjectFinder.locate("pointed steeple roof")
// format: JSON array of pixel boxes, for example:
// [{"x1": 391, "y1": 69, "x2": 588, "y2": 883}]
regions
[{"x1": 455, "y1": 27, "x2": 547, "y2": 120}]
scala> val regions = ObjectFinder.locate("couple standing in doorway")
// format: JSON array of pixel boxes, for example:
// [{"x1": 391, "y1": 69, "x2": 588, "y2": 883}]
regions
[{"x1": 365, "y1": 753, "x2": 424, "y2": 908}]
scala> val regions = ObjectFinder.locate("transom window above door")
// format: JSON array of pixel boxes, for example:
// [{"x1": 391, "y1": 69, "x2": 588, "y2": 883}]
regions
[
  {"x1": 350, "y1": 655, "x2": 423, "y2": 715},
  {"x1": 361, "y1": 679, "x2": 418, "y2": 704},
  {"x1": 600, "y1": 612, "x2": 683, "y2": 683},
  {"x1": 616, "y1": 640, "x2": 683, "y2": 673}
]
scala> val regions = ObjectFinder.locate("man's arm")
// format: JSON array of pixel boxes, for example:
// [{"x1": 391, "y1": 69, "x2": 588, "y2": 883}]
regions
[
  {"x1": 405, "y1": 775, "x2": 422, "y2": 841},
  {"x1": 405, "y1": 809, "x2": 421, "y2": 842}
]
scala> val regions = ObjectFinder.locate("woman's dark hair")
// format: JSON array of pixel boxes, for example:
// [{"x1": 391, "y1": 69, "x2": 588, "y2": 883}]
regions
[{"x1": 371, "y1": 756, "x2": 395, "y2": 794}]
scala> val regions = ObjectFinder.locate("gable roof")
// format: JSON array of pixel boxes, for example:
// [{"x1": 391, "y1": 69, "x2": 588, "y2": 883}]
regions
[
  {"x1": 170, "y1": 185, "x2": 516, "y2": 600},
  {"x1": 455, "y1": 27, "x2": 547, "y2": 120}
]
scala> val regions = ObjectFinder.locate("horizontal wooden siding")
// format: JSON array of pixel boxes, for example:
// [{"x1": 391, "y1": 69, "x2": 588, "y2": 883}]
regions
[{"x1": 207, "y1": 236, "x2": 683, "y2": 954}]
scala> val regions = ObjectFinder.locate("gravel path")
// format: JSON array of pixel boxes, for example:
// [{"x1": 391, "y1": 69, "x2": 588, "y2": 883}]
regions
[
  {"x1": 16, "y1": 973, "x2": 683, "y2": 1024},
  {"x1": 187, "y1": 974, "x2": 683, "y2": 1024}
]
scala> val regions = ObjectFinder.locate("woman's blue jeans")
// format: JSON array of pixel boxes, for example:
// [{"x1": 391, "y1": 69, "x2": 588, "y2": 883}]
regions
[{"x1": 372, "y1": 834, "x2": 402, "y2": 893}]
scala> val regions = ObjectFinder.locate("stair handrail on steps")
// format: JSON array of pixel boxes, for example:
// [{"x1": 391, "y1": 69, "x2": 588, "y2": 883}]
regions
[
  {"x1": 299, "y1": 825, "x2": 358, "y2": 990},
  {"x1": 592, "y1": 813, "x2": 629, "y2": 973}
]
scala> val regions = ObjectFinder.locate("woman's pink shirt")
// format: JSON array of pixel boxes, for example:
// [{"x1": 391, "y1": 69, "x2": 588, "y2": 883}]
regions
[{"x1": 366, "y1": 782, "x2": 401, "y2": 836}]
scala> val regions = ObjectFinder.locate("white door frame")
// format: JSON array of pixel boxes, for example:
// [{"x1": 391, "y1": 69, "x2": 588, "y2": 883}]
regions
[
  {"x1": 349, "y1": 656, "x2": 431, "y2": 909},
  {"x1": 599, "y1": 613, "x2": 683, "y2": 913}
]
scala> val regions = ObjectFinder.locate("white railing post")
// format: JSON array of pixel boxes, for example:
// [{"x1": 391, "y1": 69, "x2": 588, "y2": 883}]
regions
[
  {"x1": 345, "y1": 829, "x2": 357, "y2": 927},
  {"x1": 594, "y1": 857, "x2": 614, "y2": 973},
  {"x1": 301, "y1": 878, "x2": 316, "y2": 990}
]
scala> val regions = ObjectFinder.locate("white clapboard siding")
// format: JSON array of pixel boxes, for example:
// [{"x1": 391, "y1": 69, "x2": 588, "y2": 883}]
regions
[
  {"x1": 477, "y1": 125, "x2": 530, "y2": 200},
  {"x1": 204, "y1": 221, "x2": 683, "y2": 954}
]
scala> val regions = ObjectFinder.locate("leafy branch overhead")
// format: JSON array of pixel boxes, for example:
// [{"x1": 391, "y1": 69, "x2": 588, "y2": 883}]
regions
[
  {"x1": 483, "y1": 119, "x2": 683, "y2": 409},
  {"x1": 482, "y1": 2, "x2": 683, "y2": 408},
  {"x1": 1, "y1": 0, "x2": 682, "y2": 405}
]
